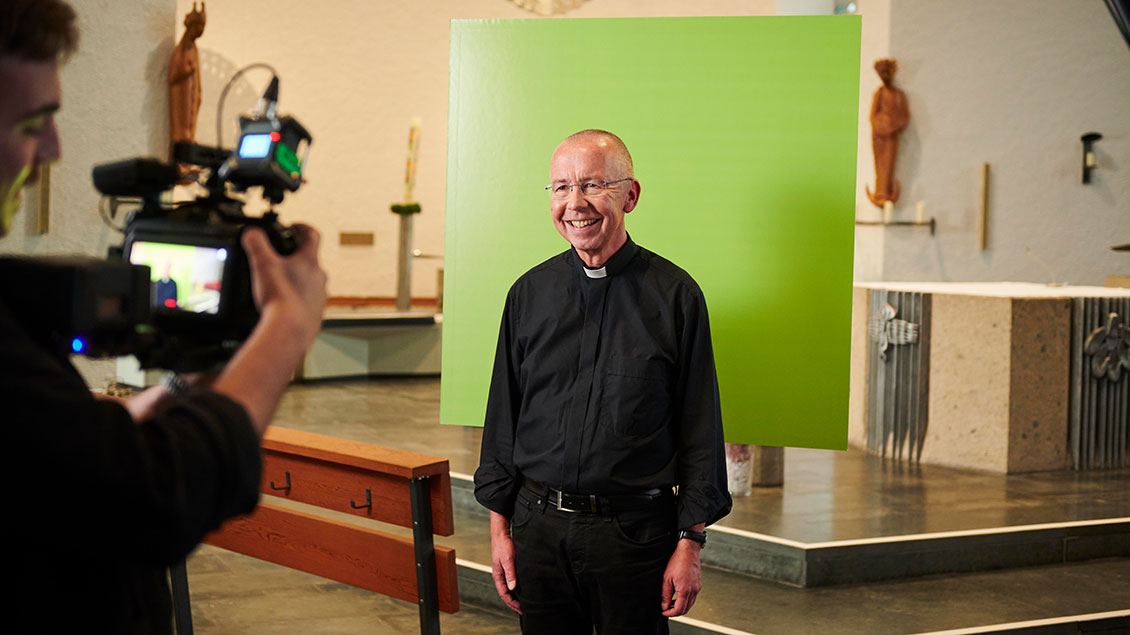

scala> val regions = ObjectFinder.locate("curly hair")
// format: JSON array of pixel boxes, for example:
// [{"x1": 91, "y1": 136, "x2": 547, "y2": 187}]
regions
[{"x1": 0, "y1": 0, "x2": 78, "y2": 62}]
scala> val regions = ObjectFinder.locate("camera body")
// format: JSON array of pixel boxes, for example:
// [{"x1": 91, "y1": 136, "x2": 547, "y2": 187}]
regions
[
  {"x1": 112, "y1": 191, "x2": 297, "y2": 371},
  {"x1": 0, "y1": 254, "x2": 151, "y2": 360},
  {"x1": 0, "y1": 107, "x2": 313, "y2": 373},
  {"x1": 103, "y1": 110, "x2": 309, "y2": 370}
]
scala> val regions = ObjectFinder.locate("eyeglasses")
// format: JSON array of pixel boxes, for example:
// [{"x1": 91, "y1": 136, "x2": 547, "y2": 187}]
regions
[{"x1": 545, "y1": 177, "x2": 633, "y2": 198}]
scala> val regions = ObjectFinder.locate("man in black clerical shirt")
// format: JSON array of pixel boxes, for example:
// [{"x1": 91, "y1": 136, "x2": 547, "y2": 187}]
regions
[{"x1": 474, "y1": 129, "x2": 732, "y2": 634}]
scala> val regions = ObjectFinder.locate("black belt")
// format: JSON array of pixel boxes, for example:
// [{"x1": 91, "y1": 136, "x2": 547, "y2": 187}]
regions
[{"x1": 522, "y1": 478, "x2": 670, "y2": 514}]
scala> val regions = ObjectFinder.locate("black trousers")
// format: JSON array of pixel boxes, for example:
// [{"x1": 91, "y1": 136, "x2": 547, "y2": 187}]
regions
[{"x1": 510, "y1": 489, "x2": 678, "y2": 635}]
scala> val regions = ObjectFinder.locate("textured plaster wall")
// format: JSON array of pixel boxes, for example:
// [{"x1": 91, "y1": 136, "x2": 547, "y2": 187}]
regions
[
  {"x1": 0, "y1": 0, "x2": 176, "y2": 388},
  {"x1": 867, "y1": 0, "x2": 1129, "y2": 285},
  {"x1": 175, "y1": 0, "x2": 774, "y2": 300}
]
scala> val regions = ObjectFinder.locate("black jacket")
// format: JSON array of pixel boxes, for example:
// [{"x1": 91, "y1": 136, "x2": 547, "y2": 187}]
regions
[{"x1": 1, "y1": 299, "x2": 261, "y2": 633}]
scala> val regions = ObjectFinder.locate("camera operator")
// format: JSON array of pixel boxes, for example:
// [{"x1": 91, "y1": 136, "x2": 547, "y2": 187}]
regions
[{"x1": 1, "y1": 1, "x2": 328, "y2": 631}]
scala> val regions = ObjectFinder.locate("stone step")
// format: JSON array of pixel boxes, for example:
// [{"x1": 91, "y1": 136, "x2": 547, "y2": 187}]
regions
[
  {"x1": 450, "y1": 472, "x2": 1130, "y2": 588},
  {"x1": 448, "y1": 497, "x2": 1130, "y2": 634}
]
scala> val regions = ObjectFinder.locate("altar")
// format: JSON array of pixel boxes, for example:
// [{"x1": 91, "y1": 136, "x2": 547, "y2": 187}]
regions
[
  {"x1": 295, "y1": 308, "x2": 442, "y2": 380},
  {"x1": 848, "y1": 282, "x2": 1130, "y2": 473}
]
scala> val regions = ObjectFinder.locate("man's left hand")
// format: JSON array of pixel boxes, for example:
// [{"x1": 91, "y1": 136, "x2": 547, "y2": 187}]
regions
[{"x1": 660, "y1": 538, "x2": 702, "y2": 617}]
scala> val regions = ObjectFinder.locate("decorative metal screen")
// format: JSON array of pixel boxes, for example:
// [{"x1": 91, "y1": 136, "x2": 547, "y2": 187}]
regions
[
  {"x1": 1070, "y1": 297, "x2": 1130, "y2": 470},
  {"x1": 866, "y1": 290, "x2": 931, "y2": 461}
]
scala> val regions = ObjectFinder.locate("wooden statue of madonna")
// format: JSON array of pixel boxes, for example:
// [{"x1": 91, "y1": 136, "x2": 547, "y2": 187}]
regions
[
  {"x1": 169, "y1": 3, "x2": 206, "y2": 152},
  {"x1": 866, "y1": 58, "x2": 909, "y2": 208}
]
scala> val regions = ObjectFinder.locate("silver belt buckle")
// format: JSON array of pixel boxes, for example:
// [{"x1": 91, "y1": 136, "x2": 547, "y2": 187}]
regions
[
  {"x1": 555, "y1": 489, "x2": 576, "y2": 513},
  {"x1": 555, "y1": 489, "x2": 599, "y2": 513}
]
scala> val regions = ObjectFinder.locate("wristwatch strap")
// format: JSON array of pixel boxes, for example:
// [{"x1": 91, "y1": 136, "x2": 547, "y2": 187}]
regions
[{"x1": 677, "y1": 529, "x2": 707, "y2": 547}]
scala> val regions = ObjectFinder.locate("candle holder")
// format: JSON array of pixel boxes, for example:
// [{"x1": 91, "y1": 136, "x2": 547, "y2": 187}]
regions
[
  {"x1": 391, "y1": 118, "x2": 423, "y2": 312},
  {"x1": 855, "y1": 218, "x2": 936, "y2": 235},
  {"x1": 391, "y1": 203, "x2": 421, "y2": 216},
  {"x1": 391, "y1": 202, "x2": 422, "y2": 312}
]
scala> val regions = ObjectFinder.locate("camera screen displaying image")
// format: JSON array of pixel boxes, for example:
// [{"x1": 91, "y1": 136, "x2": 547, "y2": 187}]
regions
[{"x1": 129, "y1": 241, "x2": 227, "y2": 315}]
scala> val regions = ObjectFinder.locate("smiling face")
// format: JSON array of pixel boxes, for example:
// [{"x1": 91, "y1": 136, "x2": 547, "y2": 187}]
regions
[
  {"x1": 549, "y1": 134, "x2": 640, "y2": 268},
  {"x1": 0, "y1": 57, "x2": 62, "y2": 237}
]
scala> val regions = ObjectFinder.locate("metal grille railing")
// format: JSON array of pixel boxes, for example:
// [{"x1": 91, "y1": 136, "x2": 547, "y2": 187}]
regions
[
  {"x1": 866, "y1": 290, "x2": 931, "y2": 461},
  {"x1": 1070, "y1": 297, "x2": 1130, "y2": 470}
]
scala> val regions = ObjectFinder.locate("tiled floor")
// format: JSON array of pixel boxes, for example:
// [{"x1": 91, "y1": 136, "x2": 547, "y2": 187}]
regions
[
  {"x1": 181, "y1": 377, "x2": 1130, "y2": 634},
  {"x1": 186, "y1": 545, "x2": 510, "y2": 634}
]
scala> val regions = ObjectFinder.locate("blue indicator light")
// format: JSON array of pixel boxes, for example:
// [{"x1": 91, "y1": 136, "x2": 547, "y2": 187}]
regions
[{"x1": 71, "y1": 337, "x2": 86, "y2": 353}]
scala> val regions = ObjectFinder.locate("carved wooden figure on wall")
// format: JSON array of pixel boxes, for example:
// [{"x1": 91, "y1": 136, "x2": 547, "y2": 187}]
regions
[
  {"x1": 169, "y1": 3, "x2": 206, "y2": 152},
  {"x1": 866, "y1": 58, "x2": 909, "y2": 208}
]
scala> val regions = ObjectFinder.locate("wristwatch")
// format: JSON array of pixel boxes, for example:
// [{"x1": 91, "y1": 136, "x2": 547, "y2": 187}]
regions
[
  {"x1": 161, "y1": 371, "x2": 190, "y2": 398},
  {"x1": 677, "y1": 529, "x2": 707, "y2": 547}
]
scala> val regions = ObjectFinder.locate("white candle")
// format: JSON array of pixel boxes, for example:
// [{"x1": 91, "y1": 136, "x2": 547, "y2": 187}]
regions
[
  {"x1": 916, "y1": 201, "x2": 924, "y2": 224},
  {"x1": 404, "y1": 117, "x2": 421, "y2": 203},
  {"x1": 883, "y1": 200, "x2": 893, "y2": 223}
]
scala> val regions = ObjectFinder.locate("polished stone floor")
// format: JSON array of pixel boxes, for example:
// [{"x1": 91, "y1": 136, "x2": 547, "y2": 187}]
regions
[
  {"x1": 182, "y1": 377, "x2": 1130, "y2": 634},
  {"x1": 186, "y1": 544, "x2": 510, "y2": 634}
]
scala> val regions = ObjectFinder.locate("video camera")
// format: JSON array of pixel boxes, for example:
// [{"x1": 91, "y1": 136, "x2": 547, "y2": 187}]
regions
[{"x1": 0, "y1": 74, "x2": 312, "y2": 373}]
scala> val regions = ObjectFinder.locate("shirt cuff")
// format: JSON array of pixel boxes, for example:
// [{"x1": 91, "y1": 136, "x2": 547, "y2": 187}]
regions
[
  {"x1": 676, "y1": 478, "x2": 733, "y2": 529},
  {"x1": 473, "y1": 461, "x2": 522, "y2": 518}
]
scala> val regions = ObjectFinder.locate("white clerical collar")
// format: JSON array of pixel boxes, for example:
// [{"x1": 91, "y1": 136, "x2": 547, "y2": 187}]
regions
[{"x1": 583, "y1": 266, "x2": 608, "y2": 279}]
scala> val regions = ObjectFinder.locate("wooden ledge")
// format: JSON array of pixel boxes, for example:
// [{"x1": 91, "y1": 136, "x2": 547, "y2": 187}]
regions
[{"x1": 264, "y1": 427, "x2": 450, "y2": 480}]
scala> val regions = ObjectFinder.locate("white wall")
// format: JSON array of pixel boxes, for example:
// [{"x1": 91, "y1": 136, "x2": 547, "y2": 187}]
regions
[
  {"x1": 1, "y1": 0, "x2": 176, "y2": 388},
  {"x1": 859, "y1": 0, "x2": 1129, "y2": 285},
  {"x1": 175, "y1": 0, "x2": 775, "y2": 300}
]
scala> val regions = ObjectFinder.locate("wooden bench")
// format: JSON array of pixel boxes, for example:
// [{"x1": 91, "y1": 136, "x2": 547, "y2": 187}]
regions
[{"x1": 171, "y1": 426, "x2": 458, "y2": 635}]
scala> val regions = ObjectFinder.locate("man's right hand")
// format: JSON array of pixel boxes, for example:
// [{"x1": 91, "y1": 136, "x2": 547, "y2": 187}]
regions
[
  {"x1": 243, "y1": 223, "x2": 327, "y2": 350},
  {"x1": 489, "y1": 511, "x2": 522, "y2": 614},
  {"x1": 210, "y1": 224, "x2": 327, "y2": 435}
]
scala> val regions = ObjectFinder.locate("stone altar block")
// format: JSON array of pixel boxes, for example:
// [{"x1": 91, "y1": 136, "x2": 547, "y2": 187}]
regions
[
  {"x1": 849, "y1": 283, "x2": 1130, "y2": 474},
  {"x1": 296, "y1": 309, "x2": 442, "y2": 380}
]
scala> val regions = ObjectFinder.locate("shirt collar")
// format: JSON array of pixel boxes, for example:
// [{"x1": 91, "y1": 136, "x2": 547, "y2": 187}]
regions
[{"x1": 572, "y1": 234, "x2": 639, "y2": 279}]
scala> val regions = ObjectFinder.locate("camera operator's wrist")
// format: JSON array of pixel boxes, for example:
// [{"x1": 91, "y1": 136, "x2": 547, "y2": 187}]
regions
[
  {"x1": 257, "y1": 302, "x2": 320, "y2": 350},
  {"x1": 212, "y1": 306, "x2": 314, "y2": 436}
]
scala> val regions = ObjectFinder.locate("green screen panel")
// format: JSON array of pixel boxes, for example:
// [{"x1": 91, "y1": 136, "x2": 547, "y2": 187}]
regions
[{"x1": 442, "y1": 17, "x2": 860, "y2": 450}]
